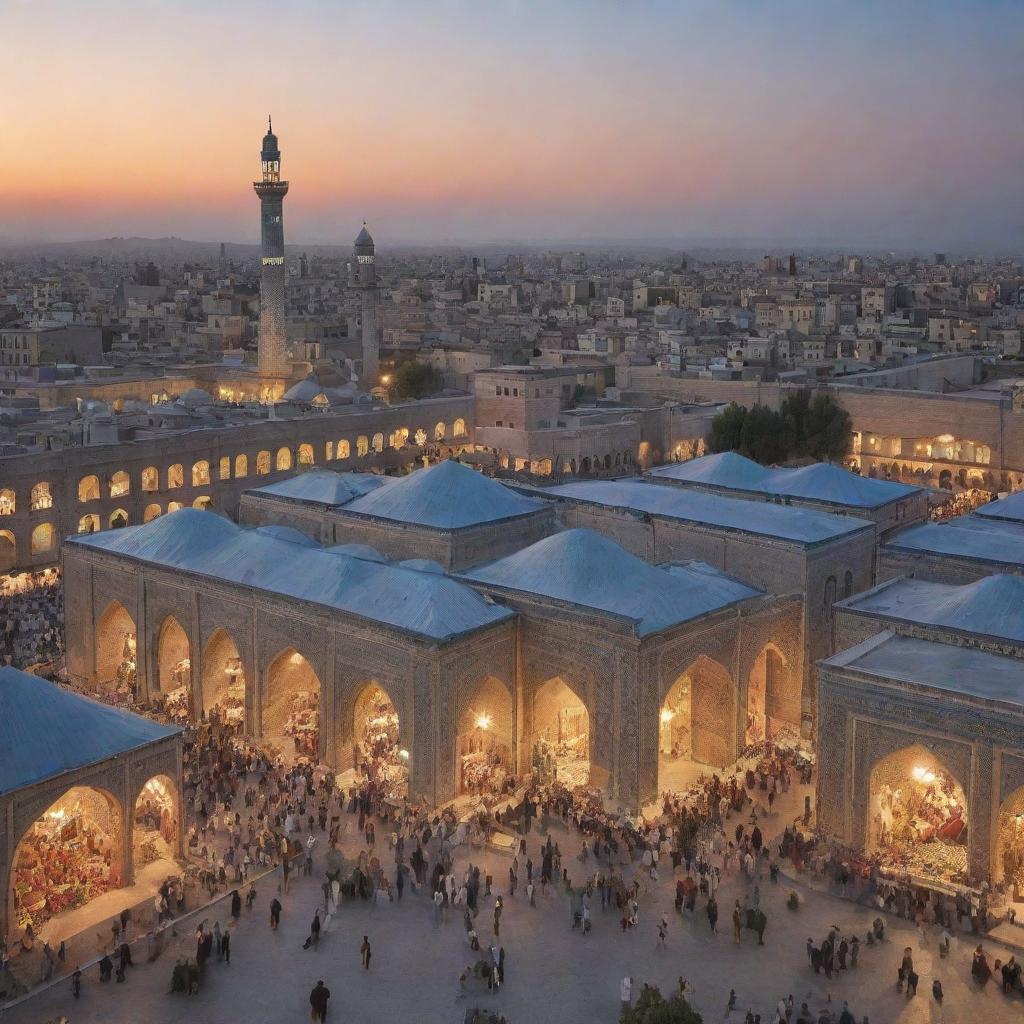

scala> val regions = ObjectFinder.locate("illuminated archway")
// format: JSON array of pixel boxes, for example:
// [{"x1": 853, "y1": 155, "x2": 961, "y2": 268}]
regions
[
  {"x1": 0, "y1": 489, "x2": 14, "y2": 515},
  {"x1": 868, "y1": 745, "x2": 968, "y2": 883},
  {"x1": 256, "y1": 451, "x2": 271, "y2": 475},
  {"x1": 275, "y1": 447, "x2": 292, "y2": 471},
  {"x1": 746, "y1": 645, "x2": 791, "y2": 746},
  {"x1": 167, "y1": 464, "x2": 183, "y2": 490},
  {"x1": 109, "y1": 509, "x2": 128, "y2": 529},
  {"x1": 155, "y1": 616, "x2": 191, "y2": 719},
  {"x1": 96, "y1": 600, "x2": 137, "y2": 696},
  {"x1": 434, "y1": 422, "x2": 446, "y2": 441},
  {"x1": 456, "y1": 677, "x2": 513, "y2": 795},
  {"x1": 997, "y1": 787, "x2": 1024, "y2": 894},
  {"x1": 453, "y1": 419, "x2": 467, "y2": 437},
  {"x1": 201, "y1": 628, "x2": 245, "y2": 725},
  {"x1": 78, "y1": 475, "x2": 100, "y2": 502},
  {"x1": 235, "y1": 454, "x2": 248, "y2": 478},
  {"x1": 141, "y1": 466, "x2": 159, "y2": 492},
  {"x1": 0, "y1": 530, "x2": 16, "y2": 572},
  {"x1": 265, "y1": 648, "x2": 321, "y2": 761},
  {"x1": 144, "y1": 503, "x2": 162, "y2": 523},
  {"x1": 109, "y1": 471, "x2": 130, "y2": 498},
  {"x1": 297, "y1": 443, "x2": 314, "y2": 466},
  {"x1": 132, "y1": 775, "x2": 178, "y2": 875},
  {"x1": 191, "y1": 460, "x2": 210, "y2": 487},
  {"x1": 192, "y1": 496, "x2": 212, "y2": 510},
  {"x1": 77, "y1": 514, "x2": 100, "y2": 534},
  {"x1": 337, "y1": 440, "x2": 350, "y2": 460},
  {"x1": 353, "y1": 682, "x2": 406, "y2": 793},
  {"x1": 31, "y1": 523, "x2": 54, "y2": 555},
  {"x1": 30, "y1": 482, "x2": 53, "y2": 510},
  {"x1": 532, "y1": 677, "x2": 590, "y2": 788},
  {"x1": 10, "y1": 786, "x2": 123, "y2": 939}
]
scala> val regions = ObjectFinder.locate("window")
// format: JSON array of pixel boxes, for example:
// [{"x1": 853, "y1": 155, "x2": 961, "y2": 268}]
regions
[
  {"x1": 372, "y1": 433, "x2": 384, "y2": 453},
  {"x1": 275, "y1": 447, "x2": 292, "y2": 471},
  {"x1": 415, "y1": 428, "x2": 427, "y2": 446},
  {"x1": 167, "y1": 464, "x2": 183, "y2": 489},
  {"x1": 31, "y1": 523, "x2": 54, "y2": 553},
  {"x1": 325, "y1": 441, "x2": 334, "y2": 461},
  {"x1": 78, "y1": 513, "x2": 101, "y2": 534},
  {"x1": 357, "y1": 436, "x2": 369, "y2": 457},
  {"x1": 192, "y1": 461, "x2": 210, "y2": 486},
  {"x1": 823, "y1": 576, "x2": 837, "y2": 629},
  {"x1": 30, "y1": 483, "x2": 52, "y2": 511},
  {"x1": 109, "y1": 509, "x2": 128, "y2": 529},
  {"x1": 235, "y1": 454, "x2": 248, "y2": 478},
  {"x1": 256, "y1": 451, "x2": 271, "y2": 475},
  {"x1": 142, "y1": 466, "x2": 159, "y2": 492},
  {"x1": 843, "y1": 570, "x2": 854, "y2": 599},
  {"x1": 434, "y1": 422, "x2": 446, "y2": 441},
  {"x1": 78, "y1": 475, "x2": 100, "y2": 503},
  {"x1": 219, "y1": 456, "x2": 231, "y2": 480},
  {"x1": 109, "y1": 471, "x2": 130, "y2": 498},
  {"x1": 298, "y1": 444, "x2": 314, "y2": 466},
  {"x1": 337, "y1": 440, "x2": 350, "y2": 459},
  {"x1": 144, "y1": 503, "x2": 162, "y2": 523},
  {"x1": 167, "y1": 501, "x2": 184, "y2": 513},
  {"x1": 0, "y1": 488, "x2": 14, "y2": 515},
  {"x1": 453, "y1": 419, "x2": 466, "y2": 437},
  {"x1": 193, "y1": 496, "x2": 212, "y2": 510}
]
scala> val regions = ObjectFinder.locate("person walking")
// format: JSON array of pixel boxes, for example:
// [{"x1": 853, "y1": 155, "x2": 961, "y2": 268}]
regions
[
  {"x1": 360, "y1": 935, "x2": 372, "y2": 970},
  {"x1": 310, "y1": 979, "x2": 330, "y2": 1022},
  {"x1": 707, "y1": 895, "x2": 718, "y2": 933},
  {"x1": 270, "y1": 897, "x2": 282, "y2": 931},
  {"x1": 305, "y1": 910, "x2": 321, "y2": 949},
  {"x1": 221, "y1": 926, "x2": 231, "y2": 965},
  {"x1": 733, "y1": 901, "x2": 742, "y2": 944},
  {"x1": 231, "y1": 889, "x2": 242, "y2": 921},
  {"x1": 620, "y1": 975, "x2": 633, "y2": 1013}
]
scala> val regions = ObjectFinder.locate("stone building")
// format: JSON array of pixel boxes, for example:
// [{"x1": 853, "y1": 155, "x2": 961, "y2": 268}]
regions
[
  {"x1": 524, "y1": 478, "x2": 876, "y2": 735},
  {"x1": 62, "y1": 461, "x2": 802, "y2": 812},
  {"x1": 817, "y1": 576, "x2": 1024, "y2": 886},
  {"x1": 1, "y1": 668, "x2": 182, "y2": 941},
  {"x1": 646, "y1": 451, "x2": 927, "y2": 537}
]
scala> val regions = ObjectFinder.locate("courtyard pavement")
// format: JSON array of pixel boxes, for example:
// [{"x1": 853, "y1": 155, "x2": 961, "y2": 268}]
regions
[{"x1": 6, "y1": 801, "x2": 1023, "y2": 1024}]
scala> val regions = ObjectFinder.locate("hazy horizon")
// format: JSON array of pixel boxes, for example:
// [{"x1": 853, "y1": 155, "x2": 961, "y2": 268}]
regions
[{"x1": 4, "y1": 0, "x2": 1023, "y2": 251}]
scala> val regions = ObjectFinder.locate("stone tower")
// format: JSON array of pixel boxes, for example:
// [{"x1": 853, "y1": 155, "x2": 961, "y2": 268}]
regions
[
  {"x1": 253, "y1": 117, "x2": 289, "y2": 377},
  {"x1": 353, "y1": 222, "x2": 379, "y2": 385}
]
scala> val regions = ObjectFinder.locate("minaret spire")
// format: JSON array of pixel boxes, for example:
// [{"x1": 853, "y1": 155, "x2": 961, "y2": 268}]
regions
[{"x1": 254, "y1": 119, "x2": 290, "y2": 378}]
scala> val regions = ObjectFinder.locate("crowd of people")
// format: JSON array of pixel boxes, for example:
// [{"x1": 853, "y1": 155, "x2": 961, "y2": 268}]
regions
[{"x1": 0, "y1": 569, "x2": 64, "y2": 670}]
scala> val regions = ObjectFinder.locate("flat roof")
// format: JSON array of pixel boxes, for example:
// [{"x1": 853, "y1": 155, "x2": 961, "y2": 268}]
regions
[
  {"x1": 647, "y1": 451, "x2": 921, "y2": 509},
  {"x1": 537, "y1": 479, "x2": 873, "y2": 545},
  {"x1": 823, "y1": 632, "x2": 1024, "y2": 707},
  {"x1": 883, "y1": 518, "x2": 1024, "y2": 568},
  {"x1": 973, "y1": 491, "x2": 1024, "y2": 525}
]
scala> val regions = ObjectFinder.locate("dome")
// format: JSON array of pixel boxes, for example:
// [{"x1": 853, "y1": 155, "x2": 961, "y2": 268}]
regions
[
  {"x1": 176, "y1": 387, "x2": 215, "y2": 409},
  {"x1": 354, "y1": 223, "x2": 374, "y2": 248}
]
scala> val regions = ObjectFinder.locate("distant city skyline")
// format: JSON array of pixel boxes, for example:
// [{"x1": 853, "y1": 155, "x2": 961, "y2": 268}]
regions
[{"x1": 3, "y1": 0, "x2": 1023, "y2": 249}]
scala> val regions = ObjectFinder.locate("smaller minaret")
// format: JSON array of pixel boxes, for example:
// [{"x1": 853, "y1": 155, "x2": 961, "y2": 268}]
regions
[
  {"x1": 253, "y1": 117, "x2": 290, "y2": 377},
  {"x1": 353, "y1": 222, "x2": 379, "y2": 384}
]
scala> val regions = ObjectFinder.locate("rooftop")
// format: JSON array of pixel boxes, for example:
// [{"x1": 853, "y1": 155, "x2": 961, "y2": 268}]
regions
[
  {"x1": 0, "y1": 668, "x2": 179, "y2": 795},
  {"x1": 647, "y1": 451, "x2": 920, "y2": 509},
  {"x1": 341, "y1": 459, "x2": 547, "y2": 530},
  {"x1": 823, "y1": 632, "x2": 1024, "y2": 708},
  {"x1": 973, "y1": 491, "x2": 1024, "y2": 525},
  {"x1": 248, "y1": 470, "x2": 387, "y2": 507},
  {"x1": 461, "y1": 527, "x2": 763, "y2": 637},
  {"x1": 838, "y1": 573, "x2": 1024, "y2": 643},
  {"x1": 69, "y1": 509, "x2": 514, "y2": 642},
  {"x1": 536, "y1": 478, "x2": 872, "y2": 545},
  {"x1": 883, "y1": 518, "x2": 1024, "y2": 568}
]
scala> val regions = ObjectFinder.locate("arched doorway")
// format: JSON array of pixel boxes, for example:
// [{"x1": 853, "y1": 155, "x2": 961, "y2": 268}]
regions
[
  {"x1": 746, "y1": 645, "x2": 789, "y2": 746},
  {"x1": 201, "y1": 629, "x2": 246, "y2": 726},
  {"x1": 659, "y1": 657, "x2": 735, "y2": 789},
  {"x1": 353, "y1": 683, "x2": 406, "y2": 795},
  {"x1": 132, "y1": 775, "x2": 178, "y2": 879},
  {"x1": 998, "y1": 787, "x2": 1024, "y2": 900},
  {"x1": 155, "y1": 616, "x2": 192, "y2": 721},
  {"x1": 95, "y1": 601, "x2": 137, "y2": 700},
  {"x1": 10, "y1": 786, "x2": 123, "y2": 940},
  {"x1": 531, "y1": 677, "x2": 590, "y2": 788},
  {"x1": 264, "y1": 649, "x2": 321, "y2": 761},
  {"x1": 456, "y1": 677, "x2": 513, "y2": 796},
  {"x1": 868, "y1": 745, "x2": 968, "y2": 884},
  {"x1": 0, "y1": 530, "x2": 16, "y2": 573}
]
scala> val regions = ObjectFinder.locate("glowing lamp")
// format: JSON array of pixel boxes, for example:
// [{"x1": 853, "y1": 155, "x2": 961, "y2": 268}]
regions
[
  {"x1": 398, "y1": 749, "x2": 409, "y2": 761},
  {"x1": 476, "y1": 713, "x2": 491, "y2": 730},
  {"x1": 660, "y1": 708, "x2": 675, "y2": 724}
]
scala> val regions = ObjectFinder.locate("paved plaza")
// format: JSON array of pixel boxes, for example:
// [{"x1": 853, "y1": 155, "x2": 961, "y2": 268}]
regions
[{"x1": 6, "y1": 799, "x2": 1024, "y2": 1024}]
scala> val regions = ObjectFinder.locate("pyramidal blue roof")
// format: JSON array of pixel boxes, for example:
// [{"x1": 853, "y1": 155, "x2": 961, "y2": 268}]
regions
[
  {"x1": 539, "y1": 479, "x2": 871, "y2": 544},
  {"x1": 70, "y1": 510, "x2": 513, "y2": 642},
  {"x1": 884, "y1": 519, "x2": 1024, "y2": 567},
  {"x1": 341, "y1": 459, "x2": 547, "y2": 529},
  {"x1": 973, "y1": 491, "x2": 1024, "y2": 525},
  {"x1": 648, "y1": 452, "x2": 919, "y2": 508},
  {"x1": 461, "y1": 528, "x2": 762, "y2": 636},
  {"x1": 842, "y1": 574, "x2": 1024, "y2": 643},
  {"x1": 251, "y1": 470, "x2": 387, "y2": 507},
  {"x1": 0, "y1": 668, "x2": 179, "y2": 795}
]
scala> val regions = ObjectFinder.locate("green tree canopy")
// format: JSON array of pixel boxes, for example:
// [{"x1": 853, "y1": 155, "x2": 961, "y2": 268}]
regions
[
  {"x1": 621, "y1": 986, "x2": 703, "y2": 1024},
  {"x1": 801, "y1": 392, "x2": 853, "y2": 461},
  {"x1": 391, "y1": 360, "x2": 444, "y2": 400},
  {"x1": 708, "y1": 402, "x2": 748, "y2": 454}
]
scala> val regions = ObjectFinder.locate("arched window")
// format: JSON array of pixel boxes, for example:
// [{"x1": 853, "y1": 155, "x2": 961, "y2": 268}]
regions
[
  {"x1": 390, "y1": 429, "x2": 408, "y2": 450},
  {"x1": 298, "y1": 443, "x2": 314, "y2": 466},
  {"x1": 30, "y1": 482, "x2": 53, "y2": 511},
  {"x1": 218, "y1": 456, "x2": 231, "y2": 481},
  {"x1": 372, "y1": 433, "x2": 384, "y2": 453},
  {"x1": 337, "y1": 440, "x2": 350, "y2": 460},
  {"x1": 78, "y1": 475, "x2": 100, "y2": 502},
  {"x1": 843, "y1": 570, "x2": 854, "y2": 599},
  {"x1": 275, "y1": 447, "x2": 292, "y2": 471},
  {"x1": 141, "y1": 466, "x2": 159, "y2": 492},
  {"x1": 167, "y1": 464, "x2": 183, "y2": 490},
  {"x1": 256, "y1": 451, "x2": 271, "y2": 475},
  {"x1": 109, "y1": 471, "x2": 130, "y2": 498},
  {"x1": 143, "y1": 503, "x2": 162, "y2": 523},
  {"x1": 357, "y1": 436, "x2": 369, "y2": 457},
  {"x1": 235, "y1": 454, "x2": 248, "y2": 478},
  {"x1": 414, "y1": 428, "x2": 427, "y2": 446},
  {"x1": 823, "y1": 575, "x2": 838, "y2": 629},
  {"x1": 193, "y1": 496, "x2": 212, "y2": 510},
  {"x1": 192, "y1": 460, "x2": 210, "y2": 486},
  {"x1": 0, "y1": 488, "x2": 14, "y2": 515},
  {"x1": 109, "y1": 509, "x2": 129, "y2": 529},
  {"x1": 453, "y1": 418, "x2": 467, "y2": 437},
  {"x1": 167, "y1": 501, "x2": 184, "y2": 513},
  {"x1": 325, "y1": 441, "x2": 334, "y2": 461},
  {"x1": 78, "y1": 513, "x2": 101, "y2": 534},
  {"x1": 434, "y1": 422, "x2": 446, "y2": 441},
  {"x1": 31, "y1": 523, "x2": 54, "y2": 553}
]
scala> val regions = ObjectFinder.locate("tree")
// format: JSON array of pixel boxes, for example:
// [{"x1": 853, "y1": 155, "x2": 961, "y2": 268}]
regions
[
  {"x1": 802, "y1": 392, "x2": 852, "y2": 461},
  {"x1": 779, "y1": 388, "x2": 811, "y2": 454},
  {"x1": 739, "y1": 403, "x2": 788, "y2": 465},
  {"x1": 391, "y1": 360, "x2": 444, "y2": 400},
  {"x1": 708, "y1": 402, "x2": 747, "y2": 454},
  {"x1": 621, "y1": 986, "x2": 703, "y2": 1024}
]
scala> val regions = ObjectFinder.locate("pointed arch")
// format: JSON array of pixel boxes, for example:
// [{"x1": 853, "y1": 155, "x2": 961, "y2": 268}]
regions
[
  {"x1": 455, "y1": 676, "x2": 513, "y2": 795},
  {"x1": 201, "y1": 627, "x2": 246, "y2": 723},
  {"x1": 264, "y1": 647, "x2": 321, "y2": 761},
  {"x1": 96, "y1": 599, "x2": 137, "y2": 691},
  {"x1": 660, "y1": 655, "x2": 735, "y2": 771},
  {"x1": 531, "y1": 676, "x2": 591, "y2": 787},
  {"x1": 155, "y1": 614, "x2": 191, "y2": 706},
  {"x1": 275, "y1": 447, "x2": 292, "y2": 471}
]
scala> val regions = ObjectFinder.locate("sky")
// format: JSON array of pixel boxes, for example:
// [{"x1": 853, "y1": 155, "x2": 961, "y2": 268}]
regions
[{"x1": 2, "y1": 0, "x2": 1023, "y2": 250}]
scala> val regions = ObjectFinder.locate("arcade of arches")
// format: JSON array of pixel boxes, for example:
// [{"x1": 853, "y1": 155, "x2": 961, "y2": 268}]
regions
[
  {"x1": 352, "y1": 683, "x2": 407, "y2": 798},
  {"x1": 264, "y1": 649, "x2": 321, "y2": 761},
  {"x1": 530, "y1": 677, "x2": 592, "y2": 790},
  {"x1": 868, "y1": 746, "x2": 968, "y2": 885},
  {"x1": 201, "y1": 629, "x2": 246, "y2": 725}
]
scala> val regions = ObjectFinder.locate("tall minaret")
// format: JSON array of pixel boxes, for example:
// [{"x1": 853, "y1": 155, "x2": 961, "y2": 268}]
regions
[
  {"x1": 353, "y1": 222, "x2": 379, "y2": 384},
  {"x1": 253, "y1": 117, "x2": 289, "y2": 377}
]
